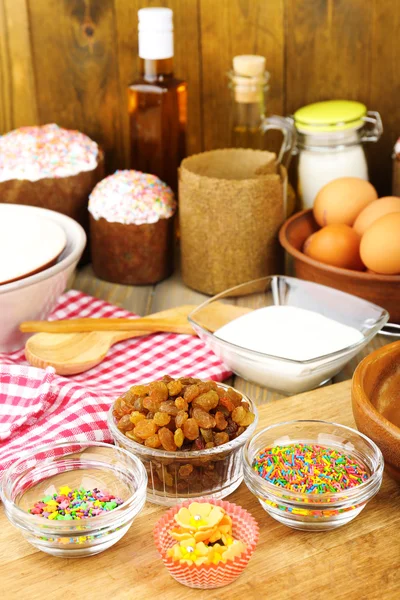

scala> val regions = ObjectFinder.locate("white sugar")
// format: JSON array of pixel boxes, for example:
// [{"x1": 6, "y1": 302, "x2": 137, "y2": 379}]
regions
[{"x1": 214, "y1": 305, "x2": 363, "y2": 361}]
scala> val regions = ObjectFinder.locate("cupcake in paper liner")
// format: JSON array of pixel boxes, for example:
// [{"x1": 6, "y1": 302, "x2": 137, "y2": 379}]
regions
[
  {"x1": 88, "y1": 170, "x2": 176, "y2": 285},
  {"x1": 153, "y1": 497, "x2": 259, "y2": 589}
]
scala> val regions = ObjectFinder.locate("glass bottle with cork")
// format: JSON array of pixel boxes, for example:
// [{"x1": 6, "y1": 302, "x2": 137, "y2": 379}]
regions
[
  {"x1": 228, "y1": 55, "x2": 295, "y2": 168},
  {"x1": 128, "y1": 7, "x2": 187, "y2": 194}
]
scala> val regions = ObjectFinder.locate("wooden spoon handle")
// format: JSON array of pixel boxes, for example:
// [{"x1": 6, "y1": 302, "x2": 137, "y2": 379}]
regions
[{"x1": 20, "y1": 316, "x2": 195, "y2": 334}]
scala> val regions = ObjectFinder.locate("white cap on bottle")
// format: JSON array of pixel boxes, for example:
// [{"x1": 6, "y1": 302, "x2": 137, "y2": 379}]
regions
[{"x1": 138, "y1": 7, "x2": 174, "y2": 60}]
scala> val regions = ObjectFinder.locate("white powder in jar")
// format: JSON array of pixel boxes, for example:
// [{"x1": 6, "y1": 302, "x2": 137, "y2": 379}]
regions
[
  {"x1": 298, "y1": 146, "x2": 368, "y2": 209},
  {"x1": 214, "y1": 305, "x2": 363, "y2": 361}
]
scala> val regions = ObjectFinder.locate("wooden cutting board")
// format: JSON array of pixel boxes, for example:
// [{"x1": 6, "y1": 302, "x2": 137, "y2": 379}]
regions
[{"x1": 1, "y1": 380, "x2": 399, "y2": 600}]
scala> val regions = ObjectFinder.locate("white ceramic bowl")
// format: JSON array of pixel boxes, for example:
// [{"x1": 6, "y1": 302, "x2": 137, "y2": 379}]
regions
[
  {"x1": 0, "y1": 204, "x2": 86, "y2": 352},
  {"x1": 188, "y1": 276, "x2": 389, "y2": 395}
]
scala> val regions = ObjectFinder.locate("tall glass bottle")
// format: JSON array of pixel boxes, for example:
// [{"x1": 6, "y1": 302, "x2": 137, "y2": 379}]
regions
[
  {"x1": 128, "y1": 8, "x2": 187, "y2": 193},
  {"x1": 228, "y1": 55, "x2": 295, "y2": 168}
]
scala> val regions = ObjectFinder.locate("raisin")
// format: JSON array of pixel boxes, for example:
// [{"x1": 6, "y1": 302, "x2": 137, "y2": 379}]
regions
[
  {"x1": 200, "y1": 428, "x2": 213, "y2": 443},
  {"x1": 129, "y1": 384, "x2": 150, "y2": 396},
  {"x1": 166, "y1": 416, "x2": 176, "y2": 431},
  {"x1": 123, "y1": 391, "x2": 137, "y2": 406},
  {"x1": 148, "y1": 381, "x2": 169, "y2": 401},
  {"x1": 227, "y1": 387, "x2": 243, "y2": 406},
  {"x1": 175, "y1": 411, "x2": 188, "y2": 428},
  {"x1": 192, "y1": 407, "x2": 216, "y2": 429},
  {"x1": 232, "y1": 406, "x2": 247, "y2": 425},
  {"x1": 174, "y1": 428, "x2": 184, "y2": 448},
  {"x1": 114, "y1": 398, "x2": 132, "y2": 416},
  {"x1": 175, "y1": 397, "x2": 189, "y2": 411},
  {"x1": 133, "y1": 397, "x2": 145, "y2": 412},
  {"x1": 143, "y1": 396, "x2": 162, "y2": 413},
  {"x1": 215, "y1": 403, "x2": 230, "y2": 417},
  {"x1": 191, "y1": 436, "x2": 205, "y2": 451},
  {"x1": 240, "y1": 411, "x2": 255, "y2": 427},
  {"x1": 157, "y1": 466, "x2": 174, "y2": 487},
  {"x1": 154, "y1": 412, "x2": 171, "y2": 426},
  {"x1": 134, "y1": 419, "x2": 157, "y2": 439},
  {"x1": 145, "y1": 434, "x2": 161, "y2": 448},
  {"x1": 183, "y1": 418, "x2": 199, "y2": 441},
  {"x1": 214, "y1": 432, "x2": 229, "y2": 446},
  {"x1": 146, "y1": 411, "x2": 154, "y2": 419},
  {"x1": 180, "y1": 377, "x2": 200, "y2": 385},
  {"x1": 197, "y1": 381, "x2": 217, "y2": 394},
  {"x1": 159, "y1": 401, "x2": 179, "y2": 416},
  {"x1": 161, "y1": 375, "x2": 173, "y2": 383},
  {"x1": 236, "y1": 426, "x2": 245, "y2": 437},
  {"x1": 192, "y1": 390, "x2": 219, "y2": 412},
  {"x1": 219, "y1": 396, "x2": 236, "y2": 413},
  {"x1": 214, "y1": 411, "x2": 228, "y2": 431},
  {"x1": 178, "y1": 464, "x2": 194, "y2": 478},
  {"x1": 183, "y1": 384, "x2": 200, "y2": 403},
  {"x1": 177, "y1": 481, "x2": 189, "y2": 492},
  {"x1": 125, "y1": 430, "x2": 144, "y2": 444},
  {"x1": 117, "y1": 415, "x2": 134, "y2": 431},
  {"x1": 205, "y1": 442, "x2": 215, "y2": 449},
  {"x1": 158, "y1": 427, "x2": 177, "y2": 451},
  {"x1": 225, "y1": 418, "x2": 239, "y2": 436},
  {"x1": 129, "y1": 411, "x2": 146, "y2": 425},
  {"x1": 167, "y1": 380, "x2": 183, "y2": 396}
]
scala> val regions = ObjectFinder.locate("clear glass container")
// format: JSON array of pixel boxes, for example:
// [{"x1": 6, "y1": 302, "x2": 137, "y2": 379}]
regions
[
  {"x1": 227, "y1": 69, "x2": 296, "y2": 168},
  {"x1": 294, "y1": 101, "x2": 383, "y2": 209},
  {"x1": 243, "y1": 420, "x2": 383, "y2": 531},
  {"x1": 188, "y1": 275, "x2": 389, "y2": 395},
  {"x1": 108, "y1": 383, "x2": 258, "y2": 506},
  {"x1": 0, "y1": 441, "x2": 147, "y2": 557}
]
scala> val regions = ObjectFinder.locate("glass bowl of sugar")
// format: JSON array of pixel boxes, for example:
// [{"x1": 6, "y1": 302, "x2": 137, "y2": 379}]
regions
[{"x1": 188, "y1": 276, "x2": 388, "y2": 395}]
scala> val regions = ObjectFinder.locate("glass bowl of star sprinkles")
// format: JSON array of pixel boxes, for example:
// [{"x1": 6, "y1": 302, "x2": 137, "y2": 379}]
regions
[
  {"x1": 0, "y1": 441, "x2": 147, "y2": 557},
  {"x1": 243, "y1": 420, "x2": 384, "y2": 531}
]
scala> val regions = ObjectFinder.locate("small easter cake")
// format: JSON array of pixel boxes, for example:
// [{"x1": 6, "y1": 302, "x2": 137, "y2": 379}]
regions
[
  {"x1": 0, "y1": 123, "x2": 104, "y2": 235},
  {"x1": 88, "y1": 170, "x2": 176, "y2": 284}
]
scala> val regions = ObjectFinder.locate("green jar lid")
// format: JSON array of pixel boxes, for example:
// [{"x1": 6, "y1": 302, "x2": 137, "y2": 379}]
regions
[{"x1": 294, "y1": 100, "x2": 367, "y2": 132}]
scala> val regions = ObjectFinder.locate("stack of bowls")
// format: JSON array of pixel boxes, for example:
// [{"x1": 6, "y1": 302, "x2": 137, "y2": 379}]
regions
[{"x1": 0, "y1": 204, "x2": 86, "y2": 352}]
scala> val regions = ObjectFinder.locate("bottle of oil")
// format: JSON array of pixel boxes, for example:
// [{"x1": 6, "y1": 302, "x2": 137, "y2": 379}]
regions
[
  {"x1": 128, "y1": 8, "x2": 187, "y2": 194},
  {"x1": 229, "y1": 55, "x2": 295, "y2": 166}
]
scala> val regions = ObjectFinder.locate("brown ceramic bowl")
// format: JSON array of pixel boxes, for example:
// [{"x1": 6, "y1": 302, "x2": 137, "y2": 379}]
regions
[
  {"x1": 279, "y1": 209, "x2": 400, "y2": 323},
  {"x1": 352, "y1": 341, "x2": 400, "y2": 481}
]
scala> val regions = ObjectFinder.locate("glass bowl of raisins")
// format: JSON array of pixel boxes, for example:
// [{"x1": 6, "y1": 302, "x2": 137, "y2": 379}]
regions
[{"x1": 107, "y1": 377, "x2": 258, "y2": 506}]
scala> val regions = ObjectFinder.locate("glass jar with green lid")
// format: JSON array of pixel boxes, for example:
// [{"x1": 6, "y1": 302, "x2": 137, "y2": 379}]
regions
[{"x1": 294, "y1": 100, "x2": 382, "y2": 209}]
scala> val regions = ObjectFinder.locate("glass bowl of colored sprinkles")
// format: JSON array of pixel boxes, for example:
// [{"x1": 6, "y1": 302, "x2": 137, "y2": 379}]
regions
[
  {"x1": 243, "y1": 420, "x2": 384, "y2": 531},
  {"x1": 0, "y1": 441, "x2": 147, "y2": 557}
]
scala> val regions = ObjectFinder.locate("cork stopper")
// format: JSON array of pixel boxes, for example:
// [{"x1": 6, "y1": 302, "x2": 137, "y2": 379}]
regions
[
  {"x1": 233, "y1": 55, "x2": 266, "y2": 77},
  {"x1": 232, "y1": 55, "x2": 267, "y2": 103}
]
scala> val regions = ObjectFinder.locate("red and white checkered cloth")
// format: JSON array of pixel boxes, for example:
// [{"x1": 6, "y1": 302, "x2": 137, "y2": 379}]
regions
[{"x1": 0, "y1": 290, "x2": 231, "y2": 478}]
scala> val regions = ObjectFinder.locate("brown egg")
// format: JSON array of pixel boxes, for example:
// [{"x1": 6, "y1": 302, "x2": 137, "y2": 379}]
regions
[
  {"x1": 303, "y1": 224, "x2": 364, "y2": 270},
  {"x1": 353, "y1": 196, "x2": 400, "y2": 236},
  {"x1": 360, "y1": 213, "x2": 400, "y2": 275},
  {"x1": 313, "y1": 177, "x2": 378, "y2": 227}
]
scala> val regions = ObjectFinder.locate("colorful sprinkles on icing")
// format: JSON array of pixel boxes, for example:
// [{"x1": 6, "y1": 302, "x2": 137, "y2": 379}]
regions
[
  {"x1": 0, "y1": 124, "x2": 99, "y2": 182},
  {"x1": 28, "y1": 487, "x2": 124, "y2": 520},
  {"x1": 88, "y1": 169, "x2": 176, "y2": 225},
  {"x1": 252, "y1": 443, "x2": 369, "y2": 493}
]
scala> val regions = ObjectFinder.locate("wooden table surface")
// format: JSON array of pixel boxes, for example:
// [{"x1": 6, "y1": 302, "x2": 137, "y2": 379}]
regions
[
  {"x1": 1, "y1": 267, "x2": 399, "y2": 600},
  {"x1": 1, "y1": 380, "x2": 399, "y2": 600}
]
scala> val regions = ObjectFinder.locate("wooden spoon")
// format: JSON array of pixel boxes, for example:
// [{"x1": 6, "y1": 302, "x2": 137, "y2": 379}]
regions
[{"x1": 24, "y1": 303, "x2": 251, "y2": 375}]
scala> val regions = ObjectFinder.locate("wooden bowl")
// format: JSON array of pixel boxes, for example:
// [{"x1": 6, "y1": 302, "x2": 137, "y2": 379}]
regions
[
  {"x1": 279, "y1": 209, "x2": 400, "y2": 322},
  {"x1": 352, "y1": 341, "x2": 400, "y2": 482}
]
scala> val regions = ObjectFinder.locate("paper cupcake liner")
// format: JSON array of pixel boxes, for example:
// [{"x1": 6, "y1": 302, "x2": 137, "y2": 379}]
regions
[{"x1": 154, "y1": 497, "x2": 259, "y2": 589}]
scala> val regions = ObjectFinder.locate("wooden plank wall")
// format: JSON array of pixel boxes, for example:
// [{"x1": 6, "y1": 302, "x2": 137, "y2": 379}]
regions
[{"x1": 0, "y1": 0, "x2": 399, "y2": 194}]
